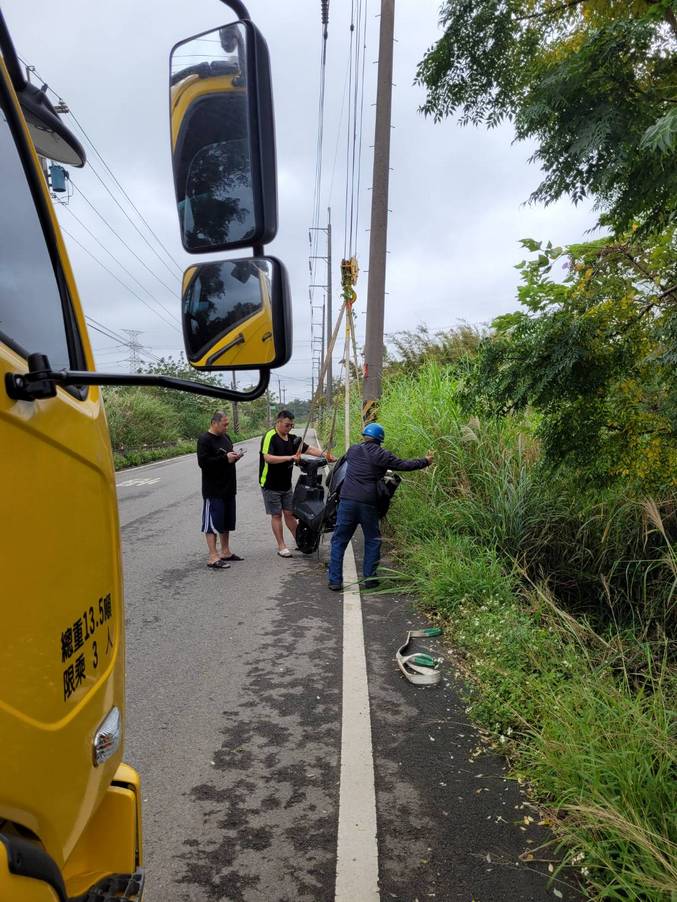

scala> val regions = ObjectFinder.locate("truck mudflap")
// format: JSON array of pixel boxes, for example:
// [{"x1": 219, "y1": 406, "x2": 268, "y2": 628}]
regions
[{"x1": 0, "y1": 834, "x2": 144, "y2": 901}]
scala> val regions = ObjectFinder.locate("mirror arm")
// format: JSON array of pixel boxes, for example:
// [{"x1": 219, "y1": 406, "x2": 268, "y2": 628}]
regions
[
  {"x1": 218, "y1": 0, "x2": 251, "y2": 19},
  {"x1": 6, "y1": 354, "x2": 270, "y2": 403},
  {"x1": 0, "y1": 11, "x2": 28, "y2": 92}
]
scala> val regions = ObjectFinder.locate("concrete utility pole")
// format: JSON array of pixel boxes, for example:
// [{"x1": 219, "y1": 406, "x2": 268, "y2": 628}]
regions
[
  {"x1": 363, "y1": 0, "x2": 395, "y2": 424},
  {"x1": 231, "y1": 371, "x2": 240, "y2": 434}
]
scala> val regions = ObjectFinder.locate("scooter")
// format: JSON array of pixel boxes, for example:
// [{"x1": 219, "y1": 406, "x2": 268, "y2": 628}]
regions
[{"x1": 293, "y1": 455, "x2": 347, "y2": 554}]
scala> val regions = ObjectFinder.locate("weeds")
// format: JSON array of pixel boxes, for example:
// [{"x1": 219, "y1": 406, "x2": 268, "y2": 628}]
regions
[{"x1": 377, "y1": 360, "x2": 676, "y2": 900}]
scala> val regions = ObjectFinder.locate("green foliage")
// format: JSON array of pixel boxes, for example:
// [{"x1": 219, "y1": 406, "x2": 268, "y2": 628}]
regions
[
  {"x1": 461, "y1": 229, "x2": 677, "y2": 490},
  {"x1": 416, "y1": 0, "x2": 677, "y2": 232},
  {"x1": 103, "y1": 356, "x2": 277, "y2": 461},
  {"x1": 103, "y1": 388, "x2": 181, "y2": 450},
  {"x1": 112, "y1": 441, "x2": 195, "y2": 470},
  {"x1": 384, "y1": 323, "x2": 484, "y2": 376},
  {"x1": 376, "y1": 360, "x2": 676, "y2": 898},
  {"x1": 381, "y1": 362, "x2": 676, "y2": 631}
]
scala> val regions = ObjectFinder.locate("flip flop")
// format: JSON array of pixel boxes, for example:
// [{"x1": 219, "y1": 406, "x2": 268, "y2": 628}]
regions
[
  {"x1": 277, "y1": 549, "x2": 293, "y2": 558},
  {"x1": 207, "y1": 560, "x2": 230, "y2": 569},
  {"x1": 221, "y1": 554, "x2": 244, "y2": 561}
]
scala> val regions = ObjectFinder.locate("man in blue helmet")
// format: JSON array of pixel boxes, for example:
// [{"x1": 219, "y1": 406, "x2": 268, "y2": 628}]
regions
[{"x1": 327, "y1": 423, "x2": 433, "y2": 591}]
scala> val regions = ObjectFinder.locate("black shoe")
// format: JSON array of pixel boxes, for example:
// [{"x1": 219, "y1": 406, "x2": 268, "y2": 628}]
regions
[
  {"x1": 328, "y1": 583, "x2": 343, "y2": 591},
  {"x1": 364, "y1": 578, "x2": 379, "y2": 589}
]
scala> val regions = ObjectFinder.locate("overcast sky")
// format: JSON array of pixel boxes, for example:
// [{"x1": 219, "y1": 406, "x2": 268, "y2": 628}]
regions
[{"x1": 6, "y1": 0, "x2": 595, "y2": 401}]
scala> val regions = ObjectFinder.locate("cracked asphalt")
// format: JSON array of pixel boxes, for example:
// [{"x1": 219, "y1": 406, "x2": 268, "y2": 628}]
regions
[{"x1": 118, "y1": 440, "x2": 581, "y2": 902}]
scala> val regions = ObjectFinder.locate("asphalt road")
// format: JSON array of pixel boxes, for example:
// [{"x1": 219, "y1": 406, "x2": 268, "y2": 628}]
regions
[{"x1": 118, "y1": 435, "x2": 581, "y2": 902}]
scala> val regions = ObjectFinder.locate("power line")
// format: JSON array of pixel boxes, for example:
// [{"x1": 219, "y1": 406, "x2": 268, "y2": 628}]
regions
[
  {"x1": 68, "y1": 178, "x2": 179, "y2": 300},
  {"x1": 17, "y1": 55, "x2": 184, "y2": 281},
  {"x1": 59, "y1": 224, "x2": 182, "y2": 333},
  {"x1": 86, "y1": 316, "x2": 168, "y2": 364},
  {"x1": 59, "y1": 201, "x2": 181, "y2": 326},
  {"x1": 70, "y1": 148, "x2": 183, "y2": 282},
  {"x1": 86, "y1": 323, "x2": 164, "y2": 366}
]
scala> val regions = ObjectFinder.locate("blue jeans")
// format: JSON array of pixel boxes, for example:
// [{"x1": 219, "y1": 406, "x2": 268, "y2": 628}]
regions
[{"x1": 328, "y1": 499, "x2": 381, "y2": 585}]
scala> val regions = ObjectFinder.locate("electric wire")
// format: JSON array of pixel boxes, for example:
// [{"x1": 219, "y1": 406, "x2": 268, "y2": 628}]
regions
[
  {"x1": 343, "y1": 3, "x2": 356, "y2": 258},
  {"x1": 67, "y1": 178, "x2": 179, "y2": 300},
  {"x1": 347, "y1": 0, "x2": 363, "y2": 258},
  {"x1": 353, "y1": 0, "x2": 369, "y2": 248},
  {"x1": 17, "y1": 55, "x2": 183, "y2": 280},
  {"x1": 85, "y1": 320, "x2": 164, "y2": 365},
  {"x1": 308, "y1": 0, "x2": 331, "y2": 398},
  {"x1": 59, "y1": 202, "x2": 181, "y2": 326},
  {"x1": 59, "y1": 224, "x2": 182, "y2": 333},
  {"x1": 86, "y1": 317, "x2": 166, "y2": 365},
  {"x1": 71, "y1": 150, "x2": 183, "y2": 282}
]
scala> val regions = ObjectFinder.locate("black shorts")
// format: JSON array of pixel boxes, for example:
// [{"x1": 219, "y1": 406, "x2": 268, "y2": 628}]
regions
[{"x1": 201, "y1": 496, "x2": 236, "y2": 534}]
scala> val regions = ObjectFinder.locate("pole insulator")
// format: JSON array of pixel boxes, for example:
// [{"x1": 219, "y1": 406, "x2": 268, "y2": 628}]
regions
[{"x1": 320, "y1": 0, "x2": 329, "y2": 27}]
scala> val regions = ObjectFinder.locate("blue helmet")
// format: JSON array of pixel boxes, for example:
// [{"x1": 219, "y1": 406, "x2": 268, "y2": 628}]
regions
[{"x1": 362, "y1": 422, "x2": 385, "y2": 443}]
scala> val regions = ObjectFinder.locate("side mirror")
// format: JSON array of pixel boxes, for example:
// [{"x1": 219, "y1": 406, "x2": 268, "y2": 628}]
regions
[
  {"x1": 181, "y1": 257, "x2": 291, "y2": 369},
  {"x1": 170, "y1": 21, "x2": 277, "y2": 253}
]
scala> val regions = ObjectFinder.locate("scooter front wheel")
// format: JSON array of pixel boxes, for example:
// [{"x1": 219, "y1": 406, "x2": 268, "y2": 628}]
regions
[{"x1": 296, "y1": 522, "x2": 320, "y2": 554}]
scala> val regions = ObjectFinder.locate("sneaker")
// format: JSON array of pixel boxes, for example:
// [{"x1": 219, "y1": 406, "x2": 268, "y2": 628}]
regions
[
  {"x1": 364, "y1": 578, "x2": 379, "y2": 589},
  {"x1": 328, "y1": 583, "x2": 343, "y2": 591}
]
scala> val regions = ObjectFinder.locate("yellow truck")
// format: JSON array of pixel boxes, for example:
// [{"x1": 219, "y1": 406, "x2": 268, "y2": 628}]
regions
[{"x1": 0, "y1": 2, "x2": 289, "y2": 897}]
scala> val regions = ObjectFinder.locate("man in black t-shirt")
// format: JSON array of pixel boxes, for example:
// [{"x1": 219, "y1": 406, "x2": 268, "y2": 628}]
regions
[
  {"x1": 197, "y1": 411, "x2": 244, "y2": 569},
  {"x1": 259, "y1": 409, "x2": 331, "y2": 557}
]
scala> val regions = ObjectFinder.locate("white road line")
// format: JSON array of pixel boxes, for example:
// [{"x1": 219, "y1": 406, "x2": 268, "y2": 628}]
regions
[
  {"x1": 335, "y1": 544, "x2": 380, "y2": 901},
  {"x1": 116, "y1": 477, "x2": 162, "y2": 488},
  {"x1": 115, "y1": 454, "x2": 191, "y2": 476}
]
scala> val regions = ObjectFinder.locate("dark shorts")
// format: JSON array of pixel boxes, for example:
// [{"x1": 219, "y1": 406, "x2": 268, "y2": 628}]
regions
[
  {"x1": 261, "y1": 487, "x2": 294, "y2": 515},
  {"x1": 202, "y1": 496, "x2": 236, "y2": 534}
]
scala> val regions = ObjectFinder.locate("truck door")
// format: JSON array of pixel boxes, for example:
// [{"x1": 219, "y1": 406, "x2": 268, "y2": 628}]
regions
[{"x1": 0, "y1": 57, "x2": 125, "y2": 868}]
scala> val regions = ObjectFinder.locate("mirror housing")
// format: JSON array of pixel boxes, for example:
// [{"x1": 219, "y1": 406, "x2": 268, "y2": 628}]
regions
[
  {"x1": 170, "y1": 21, "x2": 277, "y2": 253},
  {"x1": 181, "y1": 257, "x2": 291, "y2": 370},
  {"x1": 0, "y1": 11, "x2": 86, "y2": 166}
]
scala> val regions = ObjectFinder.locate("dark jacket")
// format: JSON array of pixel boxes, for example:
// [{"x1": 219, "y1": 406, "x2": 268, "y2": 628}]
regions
[
  {"x1": 340, "y1": 441, "x2": 429, "y2": 506},
  {"x1": 197, "y1": 431, "x2": 236, "y2": 498}
]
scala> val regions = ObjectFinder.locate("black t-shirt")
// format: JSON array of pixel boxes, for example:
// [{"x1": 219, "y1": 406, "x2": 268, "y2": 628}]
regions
[
  {"x1": 259, "y1": 429, "x2": 309, "y2": 491},
  {"x1": 197, "y1": 431, "x2": 236, "y2": 498}
]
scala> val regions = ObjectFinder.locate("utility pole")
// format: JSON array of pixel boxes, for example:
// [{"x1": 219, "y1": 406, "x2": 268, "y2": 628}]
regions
[
  {"x1": 231, "y1": 371, "x2": 240, "y2": 434},
  {"x1": 326, "y1": 207, "x2": 333, "y2": 406},
  {"x1": 309, "y1": 209, "x2": 333, "y2": 404},
  {"x1": 363, "y1": 0, "x2": 395, "y2": 424}
]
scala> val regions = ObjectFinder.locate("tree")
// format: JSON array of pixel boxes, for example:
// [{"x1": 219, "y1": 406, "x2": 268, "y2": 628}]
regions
[
  {"x1": 416, "y1": 1, "x2": 677, "y2": 233},
  {"x1": 462, "y1": 227, "x2": 677, "y2": 489},
  {"x1": 384, "y1": 323, "x2": 484, "y2": 375}
]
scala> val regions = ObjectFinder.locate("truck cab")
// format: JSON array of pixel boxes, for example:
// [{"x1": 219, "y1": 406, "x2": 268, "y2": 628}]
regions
[
  {"x1": 0, "y1": 32, "x2": 143, "y2": 901},
  {"x1": 0, "y1": 3, "x2": 287, "y2": 897}
]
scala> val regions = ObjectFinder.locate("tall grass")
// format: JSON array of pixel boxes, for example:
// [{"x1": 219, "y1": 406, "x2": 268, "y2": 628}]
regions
[
  {"x1": 379, "y1": 363, "x2": 676, "y2": 634},
  {"x1": 375, "y1": 360, "x2": 676, "y2": 900}
]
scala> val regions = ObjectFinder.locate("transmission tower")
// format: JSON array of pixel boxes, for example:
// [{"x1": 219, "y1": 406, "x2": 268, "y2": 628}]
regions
[{"x1": 122, "y1": 329, "x2": 143, "y2": 372}]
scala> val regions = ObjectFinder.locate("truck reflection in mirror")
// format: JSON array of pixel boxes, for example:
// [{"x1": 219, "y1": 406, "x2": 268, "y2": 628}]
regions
[
  {"x1": 170, "y1": 20, "x2": 277, "y2": 253},
  {"x1": 181, "y1": 257, "x2": 292, "y2": 370}
]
